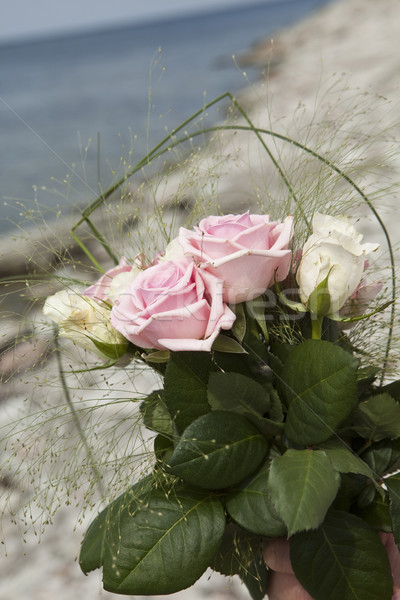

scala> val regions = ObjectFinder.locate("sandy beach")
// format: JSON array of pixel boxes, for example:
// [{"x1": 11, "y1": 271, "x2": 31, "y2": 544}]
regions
[{"x1": 1, "y1": 0, "x2": 400, "y2": 598}]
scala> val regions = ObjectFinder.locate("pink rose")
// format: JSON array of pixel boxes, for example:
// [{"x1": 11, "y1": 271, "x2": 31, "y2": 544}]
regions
[
  {"x1": 84, "y1": 258, "x2": 140, "y2": 304},
  {"x1": 110, "y1": 258, "x2": 236, "y2": 352},
  {"x1": 338, "y1": 276, "x2": 382, "y2": 331},
  {"x1": 341, "y1": 279, "x2": 383, "y2": 317},
  {"x1": 178, "y1": 212, "x2": 293, "y2": 303}
]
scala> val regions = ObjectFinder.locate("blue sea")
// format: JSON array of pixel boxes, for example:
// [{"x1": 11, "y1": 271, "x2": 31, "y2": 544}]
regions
[{"x1": 0, "y1": 0, "x2": 334, "y2": 234}]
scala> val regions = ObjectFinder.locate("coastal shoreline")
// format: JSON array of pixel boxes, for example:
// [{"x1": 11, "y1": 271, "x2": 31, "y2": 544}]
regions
[{"x1": 2, "y1": 0, "x2": 400, "y2": 278}]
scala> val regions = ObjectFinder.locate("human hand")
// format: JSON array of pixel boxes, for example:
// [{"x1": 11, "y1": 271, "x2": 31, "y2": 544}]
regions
[{"x1": 263, "y1": 534, "x2": 400, "y2": 600}]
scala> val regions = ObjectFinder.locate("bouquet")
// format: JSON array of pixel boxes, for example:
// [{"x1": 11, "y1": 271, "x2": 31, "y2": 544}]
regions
[
  {"x1": 3, "y1": 90, "x2": 398, "y2": 600},
  {"x1": 43, "y1": 204, "x2": 400, "y2": 600}
]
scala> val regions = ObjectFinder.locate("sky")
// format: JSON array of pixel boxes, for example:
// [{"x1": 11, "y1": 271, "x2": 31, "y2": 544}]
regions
[{"x1": 0, "y1": 0, "x2": 268, "y2": 43}]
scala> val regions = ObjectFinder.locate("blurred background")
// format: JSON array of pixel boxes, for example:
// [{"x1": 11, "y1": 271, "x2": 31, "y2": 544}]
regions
[
  {"x1": 2, "y1": 1, "x2": 400, "y2": 599},
  {"x1": 0, "y1": 0, "x2": 334, "y2": 235},
  {"x1": 1, "y1": 3, "x2": 338, "y2": 600}
]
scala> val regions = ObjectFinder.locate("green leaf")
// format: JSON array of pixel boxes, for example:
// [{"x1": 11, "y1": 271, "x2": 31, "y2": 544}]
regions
[
  {"x1": 246, "y1": 297, "x2": 269, "y2": 342},
  {"x1": 153, "y1": 434, "x2": 174, "y2": 462},
  {"x1": 164, "y1": 351, "x2": 212, "y2": 431},
  {"x1": 166, "y1": 411, "x2": 268, "y2": 490},
  {"x1": 332, "y1": 473, "x2": 369, "y2": 512},
  {"x1": 384, "y1": 474, "x2": 400, "y2": 549},
  {"x1": 381, "y1": 379, "x2": 400, "y2": 401},
  {"x1": 226, "y1": 462, "x2": 286, "y2": 537},
  {"x1": 79, "y1": 476, "x2": 153, "y2": 574},
  {"x1": 90, "y1": 336, "x2": 129, "y2": 359},
  {"x1": 214, "y1": 312, "x2": 272, "y2": 384},
  {"x1": 356, "y1": 366, "x2": 380, "y2": 383},
  {"x1": 241, "y1": 549, "x2": 270, "y2": 600},
  {"x1": 269, "y1": 340, "x2": 293, "y2": 372},
  {"x1": 268, "y1": 449, "x2": 340, "y2": 535},
  {"x1": 290, "y1": 510, "x2": 393, "y2": 600},
  {"x1": 357, "y1": 483, "x2": 376, "y2": 508},
  {"x1": 230, "y1": 302, "x2": 246, "y2": 342},
  {"x1": 210, "y1": 523, "x2": 260, "y2": 576},
  {"x1": 319, "y1": 439, "x2": 381, "y2": 493},
  {"x1": 207, "y1": 372, "x2": 270, "y2": 420},
  {"x1": 142, "y1": 350, "x2": 170, "y2": 363},
  {"x1": 242, "y1": 313, "x2": 270, "y2": 364},
  {"x1": 211, "y1": 352, "x2": 251, "y2": 381},
  {"x1": 353, "y1": 393, "x2": 400, "y2": 441},
  {"x1": 356, "y1": 366, "x2": 380, "y2": 396},
  {"x1": 269, "y1": 387, "x2": 284, "y2": 422},
  {"x1": 361, "y1": 438, "x2": 400, "y2": 476},
  {"x1": 282, "y1": 339, "x2": 359, "y2": 445},
  {"x1": 84, "y1": 486, "x2": 226, "y2": 595},
  {"x1": 274, "y1": 278, "x2": 307, "y2": 313},
  {"x1": 307, "y1": 268, "x2": 332, "y2": 317},
  {"x1": 249, "y1": 388, "x2": 284, "y2": 436},
  {"x1": 254, "y1": 416, "x2": 284, "y2": 437},
  {"x1": 358, "y1": 493, "x2": 392, "y2": 532},
  {"x1": 212, "y1": 334, "x2": 247, "y2": 353},
  {"x1": 208, "y1": 372, "x2": 282, "y2": 436},
  {"x1": 210, "y1": 524, "x2": 269, "y2": 600},
  {"x1": 140, "y1": 390, "x2": 173, "y2": 436}
]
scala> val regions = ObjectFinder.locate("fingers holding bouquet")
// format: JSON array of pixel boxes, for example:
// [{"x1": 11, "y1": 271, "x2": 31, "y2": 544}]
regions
[{"x1": 264, "y1": 535, "x2": 400, "y2": 600}]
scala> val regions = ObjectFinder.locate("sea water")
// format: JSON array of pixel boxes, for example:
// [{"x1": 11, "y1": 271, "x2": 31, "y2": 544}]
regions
[{"x1": 0, "y1": 0, "x2": 334, "y2": 234}]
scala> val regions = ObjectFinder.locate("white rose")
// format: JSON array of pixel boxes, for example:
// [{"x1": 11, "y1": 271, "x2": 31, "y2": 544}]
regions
[
  {"x1": 84, "y1": 257, "x2": 140, "y2": 304},
  {"x1": 43, "y1": 290, "x2": 128, "y2": 358},
  {"x1": 296, "y1": 213, "x2": 379, "y2": 316},
  {"x1": 158, "y1": 237, "x2": 185, "y2": 262},
  {"x1": 107, "y1": 269, "x2": 140, "y2": 303}
]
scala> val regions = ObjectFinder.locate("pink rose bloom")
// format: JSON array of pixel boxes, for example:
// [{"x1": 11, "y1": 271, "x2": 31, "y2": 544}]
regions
[
  {"x1": 341, "y1": 278, "x2": 383, "y2": 317},
  {"x1": 338, "y1": 277, "x2": 383, "y2": 331},
  {"x1": 84, "y1": 258, "x2": 139, "y2": 304},
  {"x1": 338, "y1": 260, "x2": 382, "y2": 327},
  {"x1": 110, "y1": 258, "x2": 236, "y2": 352},
  {"x1": 178, "y1": 212, "x2": 293, "y2": 303}
]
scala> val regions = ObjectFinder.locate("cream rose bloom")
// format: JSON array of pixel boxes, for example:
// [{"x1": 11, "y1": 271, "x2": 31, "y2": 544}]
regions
[
  {"x1": 43, "y1": 290, "x2": 128, "y2": 357},
  {"x1": 296, "y1": 213, "x2": 379, "y2": 316},
  {"x1": 158, "y1": 237, "x2": 186, "y2": 262},
  {"x1": 84, "y1": 258, "x2": 140, "y2": 304}
]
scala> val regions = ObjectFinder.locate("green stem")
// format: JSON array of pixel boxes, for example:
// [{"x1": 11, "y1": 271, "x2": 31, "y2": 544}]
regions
[
  {"x1": 73, "y1": 92, "x2": 235, "y2": 229},
  {"x1": 70, "y1": 230, "x2": 105, "y2": 273},
  {"x1": 311, "y1": 316, "x2": 323, "y2": 340},
  {"x1": 86, "y1": 219, "x2": 119, "y2": 265},
  {"x1": 74, "y1": 94, "x2": 311, "y2": 232},
  {"x1": 54, "y1": 328, "x2": 106, "y2": 499},
  {"x1": 228, "y1": 98, "x2": 311, "y2": 233},
  {"x1": 70, "y1": 96, "x2": 395, "y2": 383}
]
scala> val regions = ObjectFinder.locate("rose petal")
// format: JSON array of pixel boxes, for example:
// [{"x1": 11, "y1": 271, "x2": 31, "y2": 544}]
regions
[
  {"x1": 201, "y1": 248, "x2": 292, "y2": 304},
  {"x1": 84, "y1": 257, "x2": 134, "y2": 301},
  {"x1": 110, "y1": 259, "x2": 235, "y2": 351},
  {"x1": 159, "y1": 326, "x2": 221, "y2": 352},
  {"x1": 178, "y1": 213, "x2": 293, "y2": 303}
]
